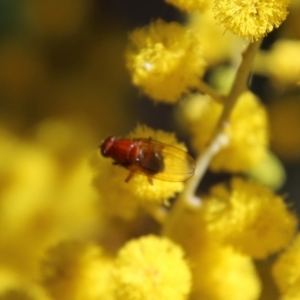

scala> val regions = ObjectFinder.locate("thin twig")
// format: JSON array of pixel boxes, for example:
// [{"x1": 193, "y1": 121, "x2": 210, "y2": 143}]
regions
[
  {"x1": 181, "y1": 39, "x2": 263, "y2": 211},
  {"x1": 162, "y1": 40, "x2": 262, "y2": 234},
  {"x1": 195, "y1": 80, "x2": 225, "y2": 103}
]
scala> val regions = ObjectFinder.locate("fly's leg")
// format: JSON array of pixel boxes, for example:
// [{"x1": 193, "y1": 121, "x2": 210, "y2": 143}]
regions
[
  {"x1": 147, "y1": 176, "x2": 153, "y2": 185},
  {"x1": 125, "y1": 170, "x2": 136, "y2": 182}
]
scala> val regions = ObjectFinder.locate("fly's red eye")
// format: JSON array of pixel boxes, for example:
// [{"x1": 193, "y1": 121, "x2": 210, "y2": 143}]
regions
[{"x1": 100, "y1": 136, "x2": 116, "y2": 157}]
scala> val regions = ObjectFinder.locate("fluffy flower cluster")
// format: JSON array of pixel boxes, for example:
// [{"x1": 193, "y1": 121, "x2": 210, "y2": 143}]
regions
[
  {"x1": 213, "y1": 0, "x2": 291, "y2": 40},
  {"x1": 263, "y1": 39, "x2": 300, "y2": 85},
  {"x1": 272, "y1": 234, "x2": 300, "y2": 299},
  {"x1": 201, "y1": 177, "x2": 297, "y2": 258},
  {"x1": 163, "y1": 176, "x2": 297, "y2": 299},
  {"x1": 125, "y1": 19, "x2": 206, "y2": 103},
  {"x1": 182, "y1": 91, "x2": 269, "y2": 172},
  {"x1": 40, "y1": 236, "x2": 191, "y2": 300},
  {"x1": 1, "y1": 1, "x2": 299, "y2": 299},
  {"x1": 113, "y1": 235, "x2": 191, "y2": 300}
]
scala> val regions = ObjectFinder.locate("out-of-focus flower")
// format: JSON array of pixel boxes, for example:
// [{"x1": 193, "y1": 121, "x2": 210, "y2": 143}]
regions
[
  {"x1": 201, "y1": 177, "x2": 297, "y2": 259},
  {"x1": 113, "y1": 235, "x2": 191, "y2": 300},
  {"x1": 0, "y1": 283, "x2": 51, "y2": 300},
  {"x1": 165, "y1": 0, "x2": 210, "y2": 12},
  {"x1": 41, "y1": 240, "x2": 114, "y2": 300},
  {"x1": 191, "y1": 245, "x2": 261, "y2": 300},
  {"x1": 247, "y1": 150, "x2": 286, "y2": 191},
  {"x1": 163, "y1": 199, "x2": 261, "y2": 300},
  {"x1": 268, "y1": 39, "x2": 300, "y2": 85},
  {"x1": 0, "y1": 122, "x2": 100, "y2": 279},
  {"x1": 272, "y1": 234, "x2": 300, "y2": 299},
  {"x1": 255, "y1": 39, "x2": 300, "y2": 85},
  {"x1": 213, "y1": 0, "x2": 291, "y2": 40},
  {"x1": 182, "y1": 91, "x2": 269, "y2": 172},
  {"x1": 0, "y1": 268, "x2": 50, "y2": 300},
  {"x1": 125, "y1": 19, "x2": 205, "y2": 103}
]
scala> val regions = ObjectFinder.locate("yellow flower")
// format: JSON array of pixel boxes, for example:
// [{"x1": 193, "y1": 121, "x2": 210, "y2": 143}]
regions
[
  {"x1": 272, "y1": 234, "x2": 300, "y2": 297},
  {"x1": 125, "y1": 19, "x2": 205, "y2": 103},
  {"x1": 247, "y1": 150, "x2": 286, "y2": 191},
  {"x1": 213, "y1": 0, "x2": 291, "y2": 40},
  {"x1": 191, "y1": 245, "x2": 261, "y2": 300},
  {"x1": 41, "y1": 240, "x2": 114, "y2": 300},
  {"x1": 163, "y1": 208, "x2": 261, "y2": 300},
  {"x1": 92, "y1": 154, "x2": 142, "y2": 220},
  {"x1": 201, "y1": 177, "x2": 297, "y2": 259},
  {"x1": 165, "y1": 0, "x2": 210, "y2": 12},
  {"x1": 0, "y1": 123, "x2": 99, "y2": 279},
  {"x1": 113, "y1": 235, "x2": 191, "y2": 300},
  {"x1": 183, "y1": 91, "x2": 269, "y2": 172},
  {"x1": 256, "y1": 39, "x2": 300, "y2": 85}
]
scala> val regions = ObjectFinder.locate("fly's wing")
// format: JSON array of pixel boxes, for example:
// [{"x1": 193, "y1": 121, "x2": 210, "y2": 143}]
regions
[{"x1": 149, "y1": 140, "x2": 195, "y2": 182}]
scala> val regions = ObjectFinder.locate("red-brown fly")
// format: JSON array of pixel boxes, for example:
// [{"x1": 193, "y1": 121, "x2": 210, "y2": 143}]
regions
[{"x1": 100, "y1": 136, "x2": 195, "y2": 184}]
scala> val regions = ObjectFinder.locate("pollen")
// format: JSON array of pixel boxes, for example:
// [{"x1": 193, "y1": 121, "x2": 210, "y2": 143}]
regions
[
  {"x1": 201, "y1": 177, "x2": 297, "y2": 259},
  {"x1": 213, "y1": 0, "x2": 291, "y2": 40},
  {"x1": 125, "y1": 19, "x2": 206, "y2": 103},
  {"x1": 112, "y1": 235, "x2": 192, "y2": 300}
]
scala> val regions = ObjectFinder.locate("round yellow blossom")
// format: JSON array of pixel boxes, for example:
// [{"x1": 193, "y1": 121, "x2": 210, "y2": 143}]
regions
[
  {"x1": 258, "y1": 39, "x2": 300, "y2": 85},
  {"x1": 272, "y1": 234, "x2": 300, "y2": 294},
  {"x1": 125, "y1": 19, "x2": 205, "y2": 103},
  {"x1": 191, "y1": 245, "x2": 261, "y2": 300},
  {"x1": 93, "y1": 124, "x2": 188, "y2": 216},
  {"x1": 247, "y1": 150, "x2": 286, "y2": 191},
  {"x1": 0, "y1": 124, "x2": 99, "y2": 279},
  {"x1": 165, "y1": 0, "x2": 210, "y2": 12},
  {"x1": 41, "y1": 240, "x2": 114, "y2": 300},
  {"x1": 163, "y1": 199, "x2": 261, "y2": 300},
  {"x1": 113, "y1": 235, "x2": 191, "y2": 300},
  {"x1": 213, "y1": 0, "x2": 291, "y2": 40},
  {"x1": 183, "y1": 91, "x2": 269, "y2": 172},
  {"x1": 201, "y1": 177, "x2": 297, "y2": 259}
]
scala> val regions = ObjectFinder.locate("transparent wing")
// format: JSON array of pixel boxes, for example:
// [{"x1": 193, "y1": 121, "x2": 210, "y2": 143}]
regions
[{"x1": 140, "y1": 139, "x2": 195, "y2": 182}]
